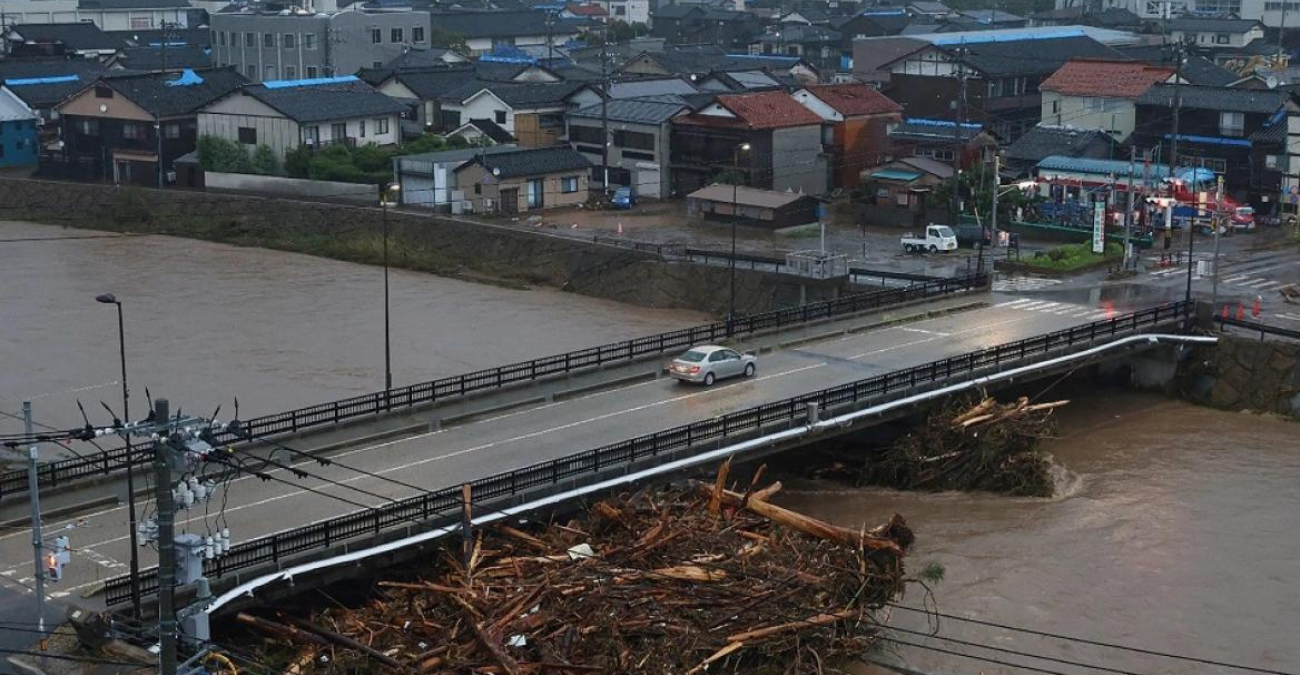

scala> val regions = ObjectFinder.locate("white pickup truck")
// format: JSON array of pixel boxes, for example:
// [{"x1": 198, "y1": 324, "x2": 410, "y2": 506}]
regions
[{"x1": 901, "y1": 225, "x2": 958, "y2": 254}]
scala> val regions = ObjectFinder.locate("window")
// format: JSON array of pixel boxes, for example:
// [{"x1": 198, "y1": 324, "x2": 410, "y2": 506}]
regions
[
  {"x1": 575, "y1": 144, "x2": 602, "y2": 155},
  {"x1": 130, "y1": 16, "x2": 152, "y2": 29},
  {"x1": 1220, "y1": 111, "x2": 1245, "y2": 137},
  {"x1": 412, "y1": 26, "x2": 425, "y2": 43},
  {"x1": 441, "y1": 110, "x2": 460, "y2": 128},
  {"x1": 306, "y1": 65, "x2": 319, "y2": 78},
  {"x1": 373, "y1": 61, "x2": 384, "y2": 68},
  {"x1": 1050, "y1": 99, "x2": 1061, "y2": 114},
  {"x1": 391, "y1": 27, "x2": 404, "y2": 43},
  {"x1": 1266, "y1": 154, "x2": 1281, "y2": 169},
  {"x1": 218, "y1": 30, "x2": 226, "y2": 46},
  {"x1": 283, "y1": 33, "x2": 296, "y2": 48},
  {"x1": 245, "y1": 32, "x2": 255, "y2": 47},
  {"x1": 164, "y1": 123, "x2": 181, "y2": 139},
  {"x1": 569, "y1": 125, "x2": 603, "y2": 144},
  {"x1": 285, "y1": 65, "x2": 296, "y2": 79},
  {"x1": 615, "y1": 4, "x2": 626, "y2": 14},
  {"x1": 264, "y1": 32, "x2": 275, "y2": 48},
  {"x1": 374, "y1": 117, "x2": 390, "y2": 134},
  {"x1": 623, "y1": 150, "x2": 654, "y2": 161},
  {"x1": 95, "y1": 86, "x2": 113, "y2": 99},
  {"x1": 77, "y1": 119, "x2": 98, "y2": 135},
  {"x1": 304, "y1": 33, "x2": 316, "y2": 49},
  {"x1": 265, "y1": 65, "x2": 277, "y2": 81},
  {"x1": 494, "y1": 110, "x2": 507, "y2": 124},
  {"x1": 359, "y1": 119, "x2": 366, "y2": 138},
  {"x1": 238, "y1": 126, "x2": 257, "y2": 144},
  {"x1": 914, "y1": 146, "x2": 954, "y2": 161},
  {"x1": 1215, "y1": 33, "x2": 1230, "y2": 44},
  {"x1": 122, "y1": 123, "x2": 142, "y2": 140},
  {"x1": 304, "y1": 125, "x2": 320, "y2": 144},
  {"x1": 561, "y1": 175, "x2": 579, "y2": 193},
  {"x1": 371, "y1": 28, "x2": 382, "y2": 44},
  {"x1": 246, "y1": 65, "x2": 257, "y2": 79},
  {"x1": 613, "y1": 129, "x2": 654, "y2": 150},
  {"x1": 332, "y1": 122, "x2": 347, "y2": 140}
]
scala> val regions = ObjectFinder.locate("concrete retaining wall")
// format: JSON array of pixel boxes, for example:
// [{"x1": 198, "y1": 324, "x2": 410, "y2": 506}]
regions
[
  {"x1": 204, "y1": 172, "x2": 375, "y2": 204},
  {"x1": 1178, "y1": 335, "x2": 1300, "y2": 418}
]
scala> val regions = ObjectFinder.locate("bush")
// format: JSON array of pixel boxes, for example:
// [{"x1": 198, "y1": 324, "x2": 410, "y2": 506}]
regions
[
  {"x1": 250, "y1": 144, "x2": 280, "y2": 175},
  {"x1": 197, "y1": 135, "x2": 253, "y2": 173},
  {"x1": 284, "y1": 145, "x2": 311, "y2": 178},
  {"x1": 1026, "y1": 242, "x2": 1121, "y2": 272}
]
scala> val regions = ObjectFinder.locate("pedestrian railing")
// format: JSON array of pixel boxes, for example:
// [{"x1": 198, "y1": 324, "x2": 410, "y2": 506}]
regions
[
  {"x1": 101, "y1": 300, "x2": 1191, "y2": 608},
  {"x1": 1, "y1": 273, "x2": 987, "y2": 500},
  {"x1": 1217, "y1": 316, "x2": 1300, "y2": 340}
]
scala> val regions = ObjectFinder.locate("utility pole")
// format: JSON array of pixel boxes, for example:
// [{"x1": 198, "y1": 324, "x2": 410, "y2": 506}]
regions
[
  {"x1": 156, "y1": 20, "x2": 170, "y2": 190},
  {"x1": 990, "y1": 151, "x2": 1000, "y2": 247},
  {"x1": 1211, "y1": 173, "x2": 1224, "y2": 309},
  {"x1": 1124, "y1": 146, "x2": 1136, "y2": 268},
  {"x1": 599, "y1": 22, "x2": 610, "y2": 196},
  {"x1": 154, "y1": 397, "x2": 178, "y2": 675},
  {"x1": 949, "y1": 40, "x2": 967, "y2": 228},
  {"x1": 1169, "y1": 39, "x2": 1183, "y2": 182},
  {"x1": 23, "y1": 402, "x2": 47, "y2": 650}
]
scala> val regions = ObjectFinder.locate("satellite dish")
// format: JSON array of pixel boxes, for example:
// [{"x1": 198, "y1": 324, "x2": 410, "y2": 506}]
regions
[
  {"x1": 491, "y1": 167, "x2": 501, "y2": 177},
  {"x1": 99, "y1": 103, "x2": 108, "y2": 113}
]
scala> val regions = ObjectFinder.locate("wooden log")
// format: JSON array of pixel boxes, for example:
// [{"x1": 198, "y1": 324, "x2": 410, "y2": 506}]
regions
[
  {"x1": 708, "y1": 456, "x2": 732, "y2": 515},
  {"x1": 651, "y1": 565, "x2": 727, "y2": 582},
  {"x1": 494, "y1": 525, "x2": 549, "y2": 551},
  {"x1": 685, "y1": 641, "x2": 745, "y2": 675},
  {"x1": 725, "y1": 608, "x2": 858, "y2": 643},
  {"x1": 951, "y1": 397, "x2": 996, "y2": 425},
  {"x1": 749, "y1": 481, "x2": 782, "y2": 503},
  {"x1": 377, "y1": 581, "x2": 471, "y2": 594},
  {"x1": 279, "y1": 614, "x2": 405, "y2": 671},
  {"x1": 282, "y1": 648, "x2": 317, "y2": 675},
  {"x1": 468, "y1": 618, "x2": 521, "y2": 675},
  {"x1": 236, "y1": 613, "x2": 329, "y2": 646},
  {"x1": 695, "y1": 483, "x2": 903, "y2": 554}
]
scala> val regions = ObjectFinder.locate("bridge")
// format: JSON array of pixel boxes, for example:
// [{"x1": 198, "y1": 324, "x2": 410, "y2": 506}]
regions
[{"x1": 0, "y1": 273, "x2": 1197, "y2": 612}]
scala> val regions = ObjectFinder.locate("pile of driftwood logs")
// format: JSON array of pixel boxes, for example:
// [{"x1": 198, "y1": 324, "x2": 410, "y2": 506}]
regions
[
  {"x1": 845, "y1": 395, "x2": 1067, "y2": 497},
  {"x1": 236, "y1": 462, "x2": 914, "y2": 675}
]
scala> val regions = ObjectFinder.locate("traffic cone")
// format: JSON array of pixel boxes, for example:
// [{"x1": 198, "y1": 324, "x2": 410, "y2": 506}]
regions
[
  {"x1": 1252, "y1": 296, "x2": 1261, "y2": 318},
  {"x1": 617, "y1": 222, "x2": 623, "y2": 235},
  {"x1": 1222, "y1": 304, "x2": 1230, "y2": 320},
  {"x1": 1237, "y1": 302, "x2": 1245, "y2": 321}
]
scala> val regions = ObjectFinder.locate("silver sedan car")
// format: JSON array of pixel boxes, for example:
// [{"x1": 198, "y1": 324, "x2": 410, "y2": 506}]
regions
[{"x1": 667, "y1": 345, "x2": 757, "y2": 386}]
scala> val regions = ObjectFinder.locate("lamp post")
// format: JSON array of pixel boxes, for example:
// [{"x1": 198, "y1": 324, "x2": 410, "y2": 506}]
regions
[
  {"x1": 380, "y1": 182, "x2": 400, "y2": 396},
  {"x1": 728, "y1": 142, "x2": 750, "y2": 333},
  {"x1": 94, "y1": 293, "x2": 141, "y2": 618}
]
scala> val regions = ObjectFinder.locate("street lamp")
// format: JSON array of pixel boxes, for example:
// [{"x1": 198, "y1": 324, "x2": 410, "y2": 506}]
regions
[
  {"x1": 380, "y1": 182, "x2": 400, "y2": 397},
  {"x1": 94, "y1": 292, "x2": 141, "y2": 618},
  {"x1": 728, "y1": 142, "x2": 751, "y2": 332}
]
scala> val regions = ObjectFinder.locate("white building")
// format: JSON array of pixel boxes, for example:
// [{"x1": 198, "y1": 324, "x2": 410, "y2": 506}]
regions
[{"x1": 0, "y1": 0, "x2": 193, "y2": 31}]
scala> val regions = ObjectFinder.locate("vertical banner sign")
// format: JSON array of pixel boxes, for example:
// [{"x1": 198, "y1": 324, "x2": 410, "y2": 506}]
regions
[{"x1": 1092, "y1": 200, "x2": 1106, "y2": 254}]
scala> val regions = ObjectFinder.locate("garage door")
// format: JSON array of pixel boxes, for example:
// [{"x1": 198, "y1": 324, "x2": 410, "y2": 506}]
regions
[{"x1": 636, "y1": 168, "x2": 661, "y2": 199}]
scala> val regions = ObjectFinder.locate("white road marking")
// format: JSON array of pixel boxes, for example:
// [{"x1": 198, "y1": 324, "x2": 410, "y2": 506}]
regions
[{"x1": 898, "y1": 327, "x2": 951, "y2": 336}]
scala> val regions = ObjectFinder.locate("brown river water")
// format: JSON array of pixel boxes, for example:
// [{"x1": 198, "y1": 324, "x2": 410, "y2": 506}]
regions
[{"x1": 3, "y1": 221, "x2": 1297, "y2": 674}]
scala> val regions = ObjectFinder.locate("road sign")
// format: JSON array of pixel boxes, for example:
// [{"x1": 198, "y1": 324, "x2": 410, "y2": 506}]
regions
[{"x1": 1092, "y1": 201, "x2": 1106, "y2": 254}]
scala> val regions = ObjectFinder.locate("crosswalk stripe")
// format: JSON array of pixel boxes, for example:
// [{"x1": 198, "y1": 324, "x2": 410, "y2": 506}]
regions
[
  {"x1": 1222, "y1": 274, "x2": 1252, "y2": 282},
  {"x1": 1254, "y1": 281, "x2": 1285, "y2": 291},
  {"x1": 1241, "y1": 279, "x2": 1277, "y2": 288},
  {"x1": 996, "y1": 299, "x2": 1033, "y2": 308},
  {"x1": 1277, "y1": 313, "x2": 1300, "y2": 323}
]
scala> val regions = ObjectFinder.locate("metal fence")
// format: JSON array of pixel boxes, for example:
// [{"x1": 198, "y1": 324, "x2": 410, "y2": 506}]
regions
[
  {"x1": 101, "y1": 300, "x2": 1191, "y2": 608},
  {"x1": 1217, "y1": 316, "x2": 1300, "y2": 340},
  {"x1": 1, "y1": 273, "x2": 986, "y2": 499}
]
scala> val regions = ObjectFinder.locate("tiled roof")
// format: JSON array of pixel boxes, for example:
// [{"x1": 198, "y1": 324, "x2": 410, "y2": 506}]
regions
[
  {"x1": 802, "y1": 83, "x2": 901, "y2": 116},
  {"x1": 78, "y1": 0, "x2": 190, "y2": 8},
  {"x1": 570, "y1": 97, "x2": 689, "y2": 123},
  {"x1": 430, "y1": 10, "x2": 557, "y2": 39},
  {"x1": 1037, "y1": 155, "x2": 1169, "y2": 178},
  {"x1": 714, "y1": 90, "x2": 822, "y2": 128},
  {"x1": 1089, "y1": 8, "x2": 1142, "y2": 27},
  {"x1": 688, "y1": 184, "x2": 811, "y2": 208},
  {"x1": 119, "y1": 45, "x2": 213, "y2": 71},
  {"x1": 1040, "y1": 59, "x2": 1173, "y2": 98},
  {"x1": 391, "y1": 67, "x2": 479, "y2": 99},
  {"x1": 1136, "y1": 83, "x2": 1287, "y2": 114},
  {"x1": 1250, "y1": 120, "x2": 1285, "y2": 145},
  {"x1": 8, "y1": 23, "x2": 122, "y2": 51},
  {"x1": 1004, "y1": 125, "x2": 1114, "y2": 163},
  {"x1": 1179, "y1": 55, "x2": 1239, "y2": 86},
  {"x1": 946, "y1": 35, "x2": 1120, "y2": 77},
  {"x1": 959, "y1": 9, "x2": 1025, "y2": 23},
  {"x1": 95, "y1": 67, "x2": 246, "y2": 117},
  {"x1": 565, "y1": 4, "x2": 606, "y2": 16},
  {"x1": 607, "y1": 78, "x2": 698, "y2": 98},
  {"x1": 466, "y1": 118, "x2": 515, "y2": 143},
  {"x1": 754, "y1": 24, "x2": 840, "y2": 43},
  {"x1": 459, "y1": 146, "x2": 590, "y2": 178},
  {"x1": 243, "y1": 78, "x2": 408, "y2": 123},
  {"x1": 453, "y1": 81, "x2": 583, "y2": 108}
]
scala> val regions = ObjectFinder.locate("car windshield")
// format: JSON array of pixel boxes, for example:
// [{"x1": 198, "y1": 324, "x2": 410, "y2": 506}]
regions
[
  {"x1": 934, "y1": 226, "x2": 955, "y2": 238},
  {"x1": 679, "y1": 350, "x2": 708, "y2": 363}
]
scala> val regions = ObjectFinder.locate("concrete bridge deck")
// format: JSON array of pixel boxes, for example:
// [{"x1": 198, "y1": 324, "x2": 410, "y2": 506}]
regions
[{"x1": 0, "y1": 291, "x2": 1137, "y2": 604}]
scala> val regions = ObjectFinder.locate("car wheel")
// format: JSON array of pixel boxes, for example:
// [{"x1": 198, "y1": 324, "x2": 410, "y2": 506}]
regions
[
  {"x1": 744, "y1": 363, "x2": 755, "y2": 378},
  {"x1": 929, "y1": 244, "x2": 938, "y2": 253},
  {"x1": 703, "y1": 372, "x2": 715, "y2": 386},
  {"x1": 904, "y1": 244, "x2": 914, "y2": 253}
]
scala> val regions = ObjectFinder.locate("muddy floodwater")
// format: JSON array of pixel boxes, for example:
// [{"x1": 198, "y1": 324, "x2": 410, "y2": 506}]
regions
[
  {"x1": 0, "y1": 221, "x2": 705, "y2": 450},
  {"x1": 785, "y1": 391, "x2": 1300, "y2": 675}
]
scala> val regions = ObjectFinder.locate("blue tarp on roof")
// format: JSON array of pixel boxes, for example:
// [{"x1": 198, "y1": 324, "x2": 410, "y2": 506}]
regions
[
  {"x1": 860, "y1": 8, "x2": 907, "y2": 15},
  {"x1": 930, "y1": 28, "x2": 1085, "y2": 45},
  {"x1": 263, "y1": 75, "x2": 359, "y2": 89},
  {"x1": 1037, "y1": 155, "x2": 1171, "y2": 179},
  {"x1": 1163, "y1": 133, "x2": 1251, "y2": 147},
  {"x1": 871, "y1": 170, "x2": 924, "y2": 181},
  {"x1": 907, "y1": 118, "x2": 983, "y2": 130},
  {"x1": 165, "y1": 68, "x2": 204, "y2": 87},
  {"x1": 145, "y1": 41, "x2": 188, "y2": 47},
  {"x1": 5, "y1": 75, "x2": 79, "y2": 86}
]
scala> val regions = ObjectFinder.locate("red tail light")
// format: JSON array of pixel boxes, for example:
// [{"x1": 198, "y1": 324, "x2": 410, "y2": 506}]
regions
[{"x1": 689, "y1": 366, "x2": 700, "y2": 374}]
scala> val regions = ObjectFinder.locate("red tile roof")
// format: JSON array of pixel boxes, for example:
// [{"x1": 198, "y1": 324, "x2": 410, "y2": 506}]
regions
[
  {"x1": 565, "y1": 4, "x2": 607, "y2": 15},
  {"x1": 711, "y1": 91, "x2": 823, "y2": 129},
  {"x1": 1040, "y1": 58, "x2": 1174, "y2": 99},
  {"x1": 803, "y1": 83, "x2": 902, "y2": 116}
]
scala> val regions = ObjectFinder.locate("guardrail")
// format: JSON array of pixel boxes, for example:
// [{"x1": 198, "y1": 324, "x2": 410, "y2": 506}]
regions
[
  {"x1": 101, "y1": 300, "x2": 1191, "y2": 608},
  {"x1": 1217, "y1": 316, "x2": 1300, "y2": 340},
  {"x1": 2, "y1": 273, "x2": 987, "y2": 500}
]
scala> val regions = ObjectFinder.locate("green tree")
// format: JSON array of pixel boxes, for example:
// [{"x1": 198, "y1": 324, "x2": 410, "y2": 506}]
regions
[
  {"x1": 197, "y1": 135, "x2": 252, "y2": 173},
  {"x1": 608, "y1": 20, "x2": 636, "y2": 43},
  {"x1": 284, "y1": 145, "x2": 311, "y2": 178},
  {"x1": 250, "y1": 144, "x2": 280, "y2": 175},
  {"x1": 400, "y1": 133, "x2": 448, "y2": 155},
  {"x1": 430, "y1": 25, "x2": 469, "y2": 53}
]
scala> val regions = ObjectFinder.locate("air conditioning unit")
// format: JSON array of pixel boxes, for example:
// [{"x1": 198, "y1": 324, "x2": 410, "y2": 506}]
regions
[{"x1": 483, "y1": 198, "x2": 495, "y2": 212}]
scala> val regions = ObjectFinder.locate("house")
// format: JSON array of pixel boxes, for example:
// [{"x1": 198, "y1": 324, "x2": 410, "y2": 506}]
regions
[
  {"x1": 1131, "y1": 84, "x2": 1289, "y2": 200},
  {"x1": 670, "y1": 90, "x2": 828, "y2": 196},
  {"x1": 858, "y1": 155, "x2": 952, "y2": 228},
  {"x1": 369, "y1": 61, "x2": 564, "y2": 132},
  {"x1": 197, "y1": 75, "x2": 408, "y2": 162},
  {"x1": 1002, "y1": 125, "x2": 1117, "y2": 177},
  {"x1": 2, "y1": 23, "x2": 123, "y2": 59},
  {"x1": 119, "y1": 44, "x2": 213, "y2": 71},
  {"x1": 603, "y1": 0, "x2": 650, "y2": 24},
  {"x1": 392, "y1": 144, "x2": 519, "y2": 209},
  {"x1": 429, "y1": 10, "x2": 582, "y2": 56},
  {"x1": 685, "y1": 184, "x2": 822, "y2": 230},
  {"x1": 790, "y1": 83, "x2": 902, "y2": 189},
  {"x1": 56, "y1": 67, "x2": 247, "y2": 185},
  {"x1": 749, "y1": 24, "x2": 841, "y2": 73},
  {"x1": 1167, "y1": 17, "x2": 1265, "y2": 50},
  {"x1": 73, "y1": 0, "x2": 195, "y2": 32},
  {"x1": 1038, "y1": 58, "x2": 1173, "y2": 142},
  {"x1": 906, "y1": 1, "x2": 952, "y2": 19},
  {"x1": 776, "y1": 8, "x2": 831, "y2": 26},
  {"x1": 211, "y1": 7, "x2": 434, "y2": 83},
  {"x1": 857, "y1": 27, "x2": 1130, "y2": 142},
  {"x1": 568, "y1": 96, "x2": 688, "y2": 197},
  {"x1": 447, "y1": 118, "x2": 515, "y2": 145},
  {"x1": 648, "y1": 6, "x2": 763, "y2": 50},
  {"x1": 0, "y1": 86, "x2": 40, "y2": 168},
  {"x1": 829, "y1": 9, "x2": 913, "y2": 55},
  {"x1": 0, "y1": 57, "x2": 111, "y2": 122},
  {"x1": 1248, "y1": 118, "x2": 1285, "y2": 213},
  {"x1": 1030, "y1": 7, "x2": 1141, "y2": 30},
  {"x1": 561, "y1": 3, "x2": 608, "y2": 21},
  {"x1": 958, "y1": 9, "x2": 1028, "y2": 27},
  {"x1": 887, "y1": 118, "x2": 996, "y2": 169},
  {"x1": 439, "y1": 81, "x2": 582, "y2": 147},
  {"x1": 453, "y1": 146, "x2": 591, "y2": 213}
]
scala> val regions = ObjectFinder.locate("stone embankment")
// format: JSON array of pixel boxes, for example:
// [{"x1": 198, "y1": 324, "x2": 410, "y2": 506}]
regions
[{"x1": 1178, "y1": 334, "x2": 1300, "y2": 418}]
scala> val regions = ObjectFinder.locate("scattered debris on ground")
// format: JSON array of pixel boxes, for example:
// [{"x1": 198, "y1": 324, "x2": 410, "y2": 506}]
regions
[
  {"x1": 235, "y1": 463, "x2": 913, "y2": 674},
  {"x1": 816, "y1": 395, "x2": 1066, "y2": 497}
]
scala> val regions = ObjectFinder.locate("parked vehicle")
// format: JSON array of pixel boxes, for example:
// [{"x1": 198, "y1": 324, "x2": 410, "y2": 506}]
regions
[
  {"x1": 901, "y1": 225, "x2": 958, "y2": 253},
  {"x1": 953, "y1": 224, "x2": 992, "y2": 248},
  {"x1": 667, "y1": 345, "x2": 756, "y2": 386},
  {"x1": 1230, "y1": 206, "x2": 1255, "y2": 231},
  {"x1": 611, "y1": 186, "x2": 637, "y2": 210}
]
